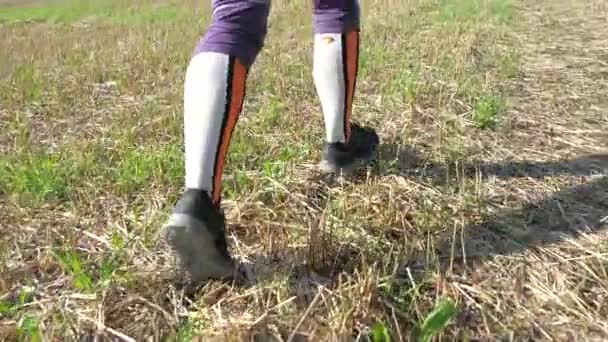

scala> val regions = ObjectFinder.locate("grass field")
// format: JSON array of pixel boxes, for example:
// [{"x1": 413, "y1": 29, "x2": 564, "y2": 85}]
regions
[{"x1": 1, "y1": 0, "x2": 608, "y2": 340}]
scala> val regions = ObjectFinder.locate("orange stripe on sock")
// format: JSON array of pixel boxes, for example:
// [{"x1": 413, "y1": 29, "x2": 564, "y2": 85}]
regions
[
  {"x1": 212, "y1": 58, "x2": 247, "y2": 206},
  {"x1": 343, "y1": 29, "x2": 359, "y2": 143}
]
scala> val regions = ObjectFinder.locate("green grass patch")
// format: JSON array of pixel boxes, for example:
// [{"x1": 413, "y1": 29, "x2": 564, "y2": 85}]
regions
[
  {"x1": 17, "y1": 314, "x2": 42, "y2": 342},
  {"x1": 111, "y1": 144, "x2": 183, "y2": 195},
  {"x1": 417, "y1": 298, "x2": 458, "y2": 342},
  {"x1": 0, "y1": 0, "x2": 115, "y2": 23},
  {"x1": 370, "y1": 321, "x2": 391, "y2": 342},
  {"x1": 223, "y1": 169, "x2": 255, "y2": 200},
  {"x1": 0, "y1": 150, "x2": 96, "y2": 203},
  {"x1": 53, "y1": 249, "x2": 95, "y2": 293},
  {"x1": 258, "y1": 97, "x2": 286, "y2": 129},
  {"x1": 0, "y1": 0, "x2": 193, "y2": 24},
  {"x1": 382, "y1": 66, "x2": 420, "y2": 104},
  {"x1": 97, "y1": 231, "x2": 130, "y2": 288},
  {"x1": 52, "y1": 232, "x2": 130, "y2": 293},
  {"x1": 0, "y1": 142, "x2": 184, "y2": 204},
  {"x1": 11, "y1": 61, "x2": 44, "y2": 103},
  {"x1": 472, "y1": 94, "x2": 504, "y2": 129},
  {"x1": 109, "y1": 4, "x2": 192, "y2": 25},
  {"x1": 0, "y1": 299, "x2": 17, "y2": 319},
  {"x1": 435, "y1": 0, "x2": 513, "y2": 25},
  {"x1": 226, "y1": 128, "x2": 269, "y2": 168}
]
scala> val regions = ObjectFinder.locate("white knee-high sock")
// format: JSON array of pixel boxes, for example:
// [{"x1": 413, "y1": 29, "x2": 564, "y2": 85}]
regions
[
  {"x1": 183, "y1": 52, "x2": 247, "y2": 205},
  {"x1": 313, "y1": 30, "x2": 360, "y2": 144}
]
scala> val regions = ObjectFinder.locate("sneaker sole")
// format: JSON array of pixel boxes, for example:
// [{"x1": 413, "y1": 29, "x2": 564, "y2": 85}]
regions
[{"x1": 162, "y1": 213, "x2": 235, "y2": 282}]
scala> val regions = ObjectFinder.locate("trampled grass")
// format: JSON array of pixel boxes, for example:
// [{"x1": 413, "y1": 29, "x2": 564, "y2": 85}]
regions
[{"x1": 1, "y1": 0, "x2": 607, "y2": 340}]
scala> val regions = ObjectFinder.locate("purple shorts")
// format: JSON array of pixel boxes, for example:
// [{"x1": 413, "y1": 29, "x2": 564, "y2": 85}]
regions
[{"x1": 194, "y1": 0, "x2": 360, "y2": 67}]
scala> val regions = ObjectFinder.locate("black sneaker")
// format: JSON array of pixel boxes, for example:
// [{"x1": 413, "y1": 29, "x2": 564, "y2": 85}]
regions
[
  {"x1": 161, "y1": 189, "x2": 236, "y2": 283},
  {"x1": 319, "y1": 123, "x2": 380, "y2": 175}
]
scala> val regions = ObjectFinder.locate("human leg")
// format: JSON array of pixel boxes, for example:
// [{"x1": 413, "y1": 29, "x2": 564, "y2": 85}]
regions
[
  {"x1": 163, "y1": 0, "x2": 271, "y2": 283},
  {"x1": 311, "y1": 0, "x2": 379, "y2": 174}
]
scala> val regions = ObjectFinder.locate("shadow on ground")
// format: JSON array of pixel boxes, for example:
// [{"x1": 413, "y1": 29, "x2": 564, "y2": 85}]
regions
[
  {"x1": 437, "y1": 174, "x2": 607, "y2": 263},
  {"x1": 373, "y1": 144, "x2": 608, "y2": 267},
  {"x1": 375, "y1": 143, "x2": 608, "y2": 183}
]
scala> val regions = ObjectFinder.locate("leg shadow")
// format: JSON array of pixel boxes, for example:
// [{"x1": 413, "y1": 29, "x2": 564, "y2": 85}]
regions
[
  {"x1": 436, "y1": 175, "x2": 608, "y2": 267},
  {"x1": 374, "y1": 143, "x2": 608, "y2": 183}
]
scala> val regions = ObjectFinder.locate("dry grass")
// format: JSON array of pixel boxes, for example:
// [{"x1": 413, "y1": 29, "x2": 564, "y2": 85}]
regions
[{"x1": 1, "y1": 0, "x2": 607, "y2": 340}]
